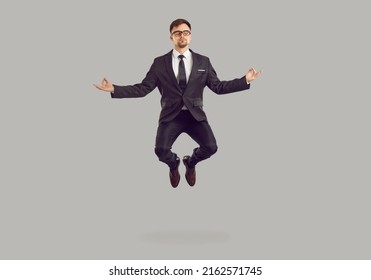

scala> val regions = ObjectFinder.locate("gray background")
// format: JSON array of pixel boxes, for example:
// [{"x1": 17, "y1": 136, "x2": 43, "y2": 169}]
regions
[{"x1": 1, "y1": 0, "x2": 370, "y2": 259}]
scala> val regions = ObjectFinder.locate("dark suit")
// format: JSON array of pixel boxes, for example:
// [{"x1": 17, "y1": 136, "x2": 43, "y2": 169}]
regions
[{"x1": 111, "y1": 49, "x2": 250, "y2": 169}]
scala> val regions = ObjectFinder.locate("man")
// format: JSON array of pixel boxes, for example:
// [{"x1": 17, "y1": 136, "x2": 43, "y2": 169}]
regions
[{"x1": 94, "y1": 19, "x2": 262, "y2": 188}]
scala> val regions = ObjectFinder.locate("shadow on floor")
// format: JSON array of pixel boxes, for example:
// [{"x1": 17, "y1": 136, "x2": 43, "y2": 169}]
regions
[{"x1": 140, "y1": 230, "x2": 231, "y2": 245}]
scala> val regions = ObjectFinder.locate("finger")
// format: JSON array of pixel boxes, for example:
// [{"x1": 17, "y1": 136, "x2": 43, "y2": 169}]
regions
[
  {"x1": 102, "y1": 78, "x2": 109, "y2": 87},
  {"x1": 253, "y1": 70, "x2": 263, "y2": 79}
]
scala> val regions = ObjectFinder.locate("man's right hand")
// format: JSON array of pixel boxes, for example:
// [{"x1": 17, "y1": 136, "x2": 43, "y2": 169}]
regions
[{"x1": 93, "y1": 78, "x2": 114, "y2": 92}]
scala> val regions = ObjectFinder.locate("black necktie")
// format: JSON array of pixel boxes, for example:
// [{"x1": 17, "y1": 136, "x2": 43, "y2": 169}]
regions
[{"x1": 178, "y1": 55, "x2": 187, "y2": 92}]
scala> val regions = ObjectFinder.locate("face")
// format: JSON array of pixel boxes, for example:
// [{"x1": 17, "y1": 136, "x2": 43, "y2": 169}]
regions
[{"x1": 170, "y1": 23, "x2": 192, "y2": 49}]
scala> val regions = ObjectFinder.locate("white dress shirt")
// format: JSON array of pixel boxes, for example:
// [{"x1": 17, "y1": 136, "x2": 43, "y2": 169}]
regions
[{"x1": 172, "y1": 49, "x2": 193, "y2": 84}]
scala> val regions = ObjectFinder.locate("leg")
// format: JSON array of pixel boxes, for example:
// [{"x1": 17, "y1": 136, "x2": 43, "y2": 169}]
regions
[
  {"x1": 185, "y1": 118, "x2": 218, "y2": 168},
  {"x1": 154, "y1": 113, "x2": 187, "y2": 170}
]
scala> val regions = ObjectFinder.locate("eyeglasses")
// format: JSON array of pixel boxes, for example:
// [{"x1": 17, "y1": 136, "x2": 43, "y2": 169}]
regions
[{"x1": 171, "y1": 30, "x2": 191, "y2": 38}]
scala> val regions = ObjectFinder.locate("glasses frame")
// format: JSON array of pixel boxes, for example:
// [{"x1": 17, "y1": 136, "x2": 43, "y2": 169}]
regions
[{"x1": 171, "y1": 30, "x2": 192, "y2": 38}]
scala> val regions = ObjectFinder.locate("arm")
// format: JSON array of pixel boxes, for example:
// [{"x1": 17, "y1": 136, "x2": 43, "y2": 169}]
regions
[
  {"x1": 93, "y1": 61, "x2": 157, "y2": 98},
  {"x1": 206, "y1": 59, "x2": 262, "y2": 94}
]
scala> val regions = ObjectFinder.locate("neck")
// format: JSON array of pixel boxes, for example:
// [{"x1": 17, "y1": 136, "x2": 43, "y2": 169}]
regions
[{"x1": 175, "y1": 46, "x2": 189, "y2": 54}]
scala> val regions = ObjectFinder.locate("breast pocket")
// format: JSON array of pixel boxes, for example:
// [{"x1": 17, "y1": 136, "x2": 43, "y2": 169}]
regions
[{"x1": 195, "y1": 69, "x2": 207, "y2": 83}]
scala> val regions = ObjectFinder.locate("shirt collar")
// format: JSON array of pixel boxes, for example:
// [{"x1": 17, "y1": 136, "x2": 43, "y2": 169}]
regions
[{"x1": 173, "y1": 49, "x2": 191, "y2": 59}]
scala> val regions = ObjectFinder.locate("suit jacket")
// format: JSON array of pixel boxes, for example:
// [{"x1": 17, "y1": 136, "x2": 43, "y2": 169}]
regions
[{"x1": 111, "y1": 49, "x2": 250, "y2": 123}]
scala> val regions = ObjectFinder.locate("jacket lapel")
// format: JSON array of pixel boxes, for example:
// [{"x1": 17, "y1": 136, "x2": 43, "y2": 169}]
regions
[{"x1": 186, "y1": 49, "x2": 200, "y2": 88}]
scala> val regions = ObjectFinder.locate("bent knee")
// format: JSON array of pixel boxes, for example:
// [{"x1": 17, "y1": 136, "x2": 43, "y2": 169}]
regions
[
  {"x1": 206, "y1": 143, "x2": 218, "y2": 156},
  {"x1": 154, "y1": 147, "x2": 170, "y2": 158}
]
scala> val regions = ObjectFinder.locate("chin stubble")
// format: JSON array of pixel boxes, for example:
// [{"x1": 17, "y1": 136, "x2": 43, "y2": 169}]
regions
[{"x1": 178, "y1": 42, "x2": 188, "y2": 48}]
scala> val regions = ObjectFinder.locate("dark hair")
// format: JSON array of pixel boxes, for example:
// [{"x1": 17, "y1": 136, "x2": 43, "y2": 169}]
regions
[{"x1": 169, "y1": 19, "x2": 191, "y2": 33}]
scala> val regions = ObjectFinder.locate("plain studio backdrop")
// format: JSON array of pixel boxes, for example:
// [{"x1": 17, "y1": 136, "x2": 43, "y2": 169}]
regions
[{"x1": 1, "y1": 0, "x2": 370, "y2": 259}]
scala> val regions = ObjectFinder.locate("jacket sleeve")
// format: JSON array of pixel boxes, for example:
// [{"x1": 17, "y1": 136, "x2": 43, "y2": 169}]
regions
[
  {"x1": 111, "y1": 60, "x2": 157, "y2": 98},
  {"x1": 206, "y1": 59, "x2": 250, "y2": 95}
]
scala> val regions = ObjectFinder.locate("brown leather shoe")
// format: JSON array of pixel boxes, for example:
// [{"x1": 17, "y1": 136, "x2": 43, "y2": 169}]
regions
[
  {"x1": 169, "y1": 157, "x2": 180, "y2": 188},
  {"x1": 183, "y1": 156, "x2": 196, "y2": 186}
]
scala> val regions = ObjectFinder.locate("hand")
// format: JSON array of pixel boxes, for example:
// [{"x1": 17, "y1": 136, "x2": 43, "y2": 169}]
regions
[
  {"x1": 93, "y1": 77, "x2": 114, "y2": 92},
  {"x1": 246, "y1": 67, "x2": 263, "y2": 83}
]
